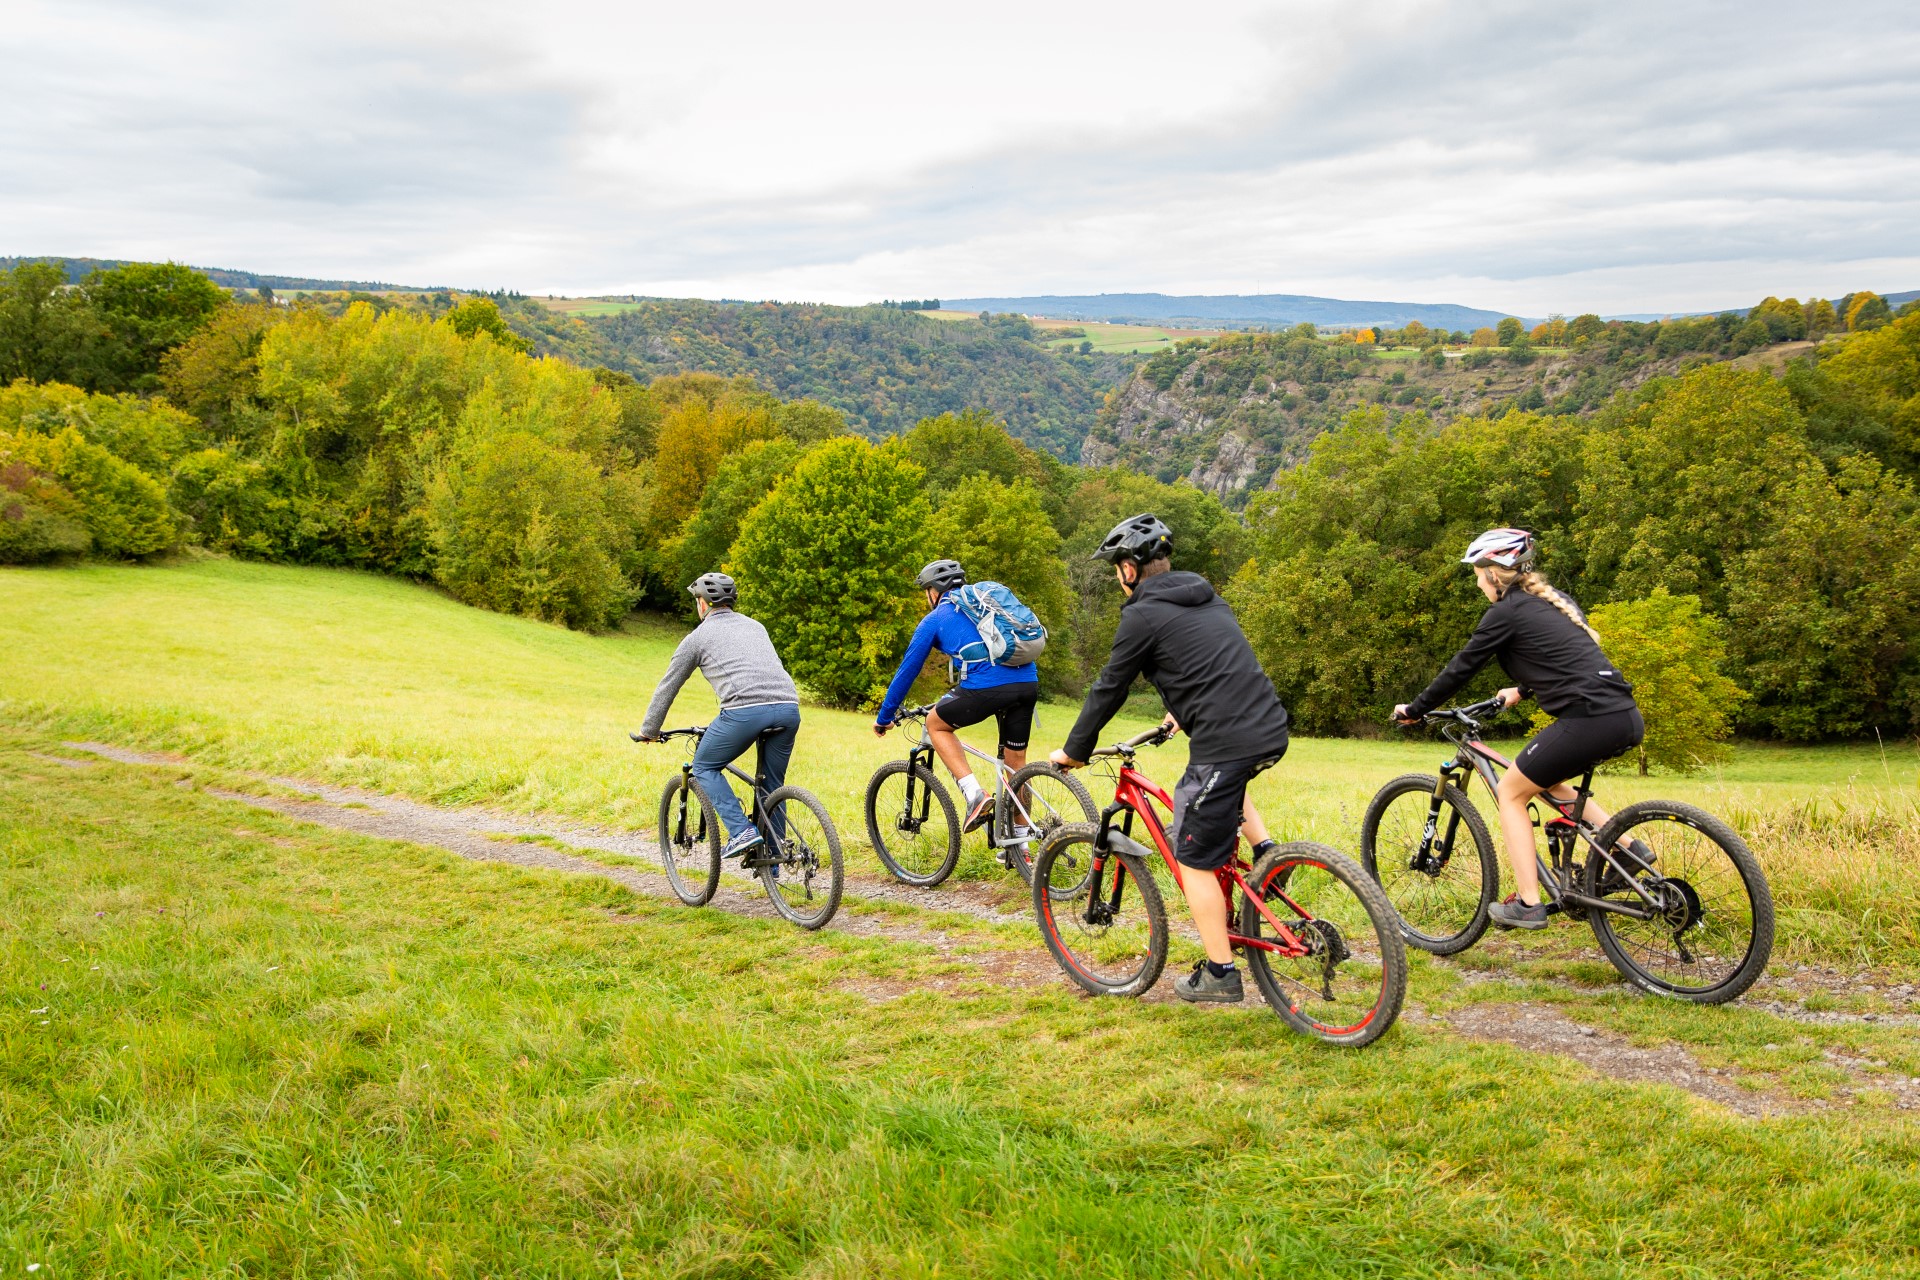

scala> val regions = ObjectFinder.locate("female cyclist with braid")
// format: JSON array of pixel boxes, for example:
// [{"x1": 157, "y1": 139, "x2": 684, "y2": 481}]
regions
[{"x1": 1394, "y1": 528, "x2": 1644, "y2": 930}]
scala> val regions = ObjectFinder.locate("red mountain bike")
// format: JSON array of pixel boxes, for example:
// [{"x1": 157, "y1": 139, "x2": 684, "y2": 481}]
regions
[{"x1": 1031, "y1": 726, "x2": 1406, "y2": 1047}]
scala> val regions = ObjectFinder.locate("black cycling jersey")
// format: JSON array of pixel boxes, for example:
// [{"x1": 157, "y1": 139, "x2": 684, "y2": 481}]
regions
[
  {"x1": 1406, "y1": 587, "x2": 1636, "y2": 720},
  {"x1": 1063, "y1": 571, "x2": 1290, "y2": 764}
]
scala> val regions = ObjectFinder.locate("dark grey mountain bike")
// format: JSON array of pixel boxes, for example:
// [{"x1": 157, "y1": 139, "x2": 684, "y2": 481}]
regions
[
  {"x1": 1360, "y1": 696, "x2": 1774, "y2": 1003},
  {"x1": 634, "y1": 725, "x2": 844, "y2": 931}
]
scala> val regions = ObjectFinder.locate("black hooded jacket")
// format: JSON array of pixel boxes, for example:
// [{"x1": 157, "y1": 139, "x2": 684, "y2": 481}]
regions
[{"x1": 1062, "y1": 571, "x2": 1290, "y2": 764}]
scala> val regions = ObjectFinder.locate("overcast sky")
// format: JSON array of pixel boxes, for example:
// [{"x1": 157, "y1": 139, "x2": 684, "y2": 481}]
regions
[{"x1": 5, "y1": 0, "x2": 1917, "y2": 314}]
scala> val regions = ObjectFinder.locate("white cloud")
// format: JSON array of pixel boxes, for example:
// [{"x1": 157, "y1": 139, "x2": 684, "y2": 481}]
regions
[{"x1": 2, "y1": 0, "x2": 1915, "y2": 312}]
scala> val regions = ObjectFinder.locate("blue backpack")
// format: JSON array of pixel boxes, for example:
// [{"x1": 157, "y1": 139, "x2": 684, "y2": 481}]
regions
[{"x1": 948, "y1": 582, "x2": 1048, "y2": 671}]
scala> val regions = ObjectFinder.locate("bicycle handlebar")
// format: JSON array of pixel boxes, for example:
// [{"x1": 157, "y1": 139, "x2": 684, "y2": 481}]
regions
[
  {"x1": 630, "y1": 726, "x2": 705, "y2": 743},
  {"x1": 1090, "y1": 725, "x2": 1175, "y2": 759},
  {"x1": 1418, "y1": 695, "x2": 1508, "y2": 728}
]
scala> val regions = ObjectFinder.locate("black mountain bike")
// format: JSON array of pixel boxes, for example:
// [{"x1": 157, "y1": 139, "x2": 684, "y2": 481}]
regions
[
  {"x1": 864, "y1": 702, "x2": 1095, "y2": 888},
  {"x1": 1360, "y1": 696, "x2": 1774, "y2": 1003},
  {"x1": 634, "y1": 725, "x2": 844, "y2": 931}
]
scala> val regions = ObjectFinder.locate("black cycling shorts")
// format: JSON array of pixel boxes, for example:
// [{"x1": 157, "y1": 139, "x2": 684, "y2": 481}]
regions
[
  {"x1": 1514, "y1": 707, "x2": 1644, "y2": 787},
  {"x1": 933, "y1": 683, "x2": 1039, "y2": 754},
  {"x1": 1171, "y1": 747, "x2": 1286, "y2": 871}
]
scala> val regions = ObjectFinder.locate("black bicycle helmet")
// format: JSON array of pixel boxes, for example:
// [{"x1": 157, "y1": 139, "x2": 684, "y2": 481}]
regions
[
  {"x1": 915, "y1": 559, "x2": 966, "y2": 592},
  {"x1": 1092, "y1": 513, "x2": 1173, "y2": 565},
  {"x1": 688, "y1": 572, "x2": 737, "y2": 606}
]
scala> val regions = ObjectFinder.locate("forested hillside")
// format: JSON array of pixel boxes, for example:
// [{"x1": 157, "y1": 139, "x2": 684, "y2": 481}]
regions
[
  {"x1": 1089, "y1": 297, "x2": 1906, "y2": 500},
  {"x1": 502, "y1": 298, "x2": 1126, "y2": 461},
  {"x1": 5, "y1": 256, "x2": 1916, "y2": 745}
]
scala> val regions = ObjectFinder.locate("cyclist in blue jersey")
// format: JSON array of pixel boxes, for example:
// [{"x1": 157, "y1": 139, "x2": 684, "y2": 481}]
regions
[{"x1": 874, "y1": 559, "x2": 1040, "y2": 837}]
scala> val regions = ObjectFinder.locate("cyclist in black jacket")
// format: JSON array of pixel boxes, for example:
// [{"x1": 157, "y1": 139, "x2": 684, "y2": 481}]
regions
[
  {"x1": 1052, "y1": 514, "x2": 1291, "y2": 1003},
  {"x1": 1395, "y1": 528, "x2": 1644, "y2": 930}
]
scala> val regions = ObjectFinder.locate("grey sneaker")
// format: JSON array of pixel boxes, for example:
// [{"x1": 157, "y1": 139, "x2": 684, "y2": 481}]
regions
[
  {"x1": 1489, "y1": 895, "x2": 1550, "y2": 930},
  {"x1": 723, "y1": 828, "x2": 764, "y2": 860},
  {"x1": 961, "y1": 792, "x2": 994, "y2": 833},
  {"x1": 1174, "y1": 960, "x2": 1244, "y2": 1004}
]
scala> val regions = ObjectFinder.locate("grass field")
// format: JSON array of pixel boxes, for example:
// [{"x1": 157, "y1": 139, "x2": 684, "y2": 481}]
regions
[
  {"x1": 4, "y1": 560, "x2": 1919, "y2": 1275},
  {"x1": 538, "y1": 298, "x2": 651, "y2": 317},
  {"x1": 918, "y1": 311, "x2": 1221, "y2": 355}
]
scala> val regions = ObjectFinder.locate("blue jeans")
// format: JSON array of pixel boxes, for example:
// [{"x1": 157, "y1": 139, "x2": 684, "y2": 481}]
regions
[{"x1": 692, "y1": 703, "x2": 801, "y2": 839}]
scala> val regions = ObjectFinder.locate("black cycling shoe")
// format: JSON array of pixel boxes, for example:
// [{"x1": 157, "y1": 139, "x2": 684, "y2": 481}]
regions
[
  {"x1": 1489, "y1": 895, "x2": 1550, "y2": 930},
  {"x1": 1174, "y1": 960, "x2": 1244, "y2": 1004}
]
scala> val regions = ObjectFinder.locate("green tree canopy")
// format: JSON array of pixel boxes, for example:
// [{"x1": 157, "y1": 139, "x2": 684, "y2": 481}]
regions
[
  {"x1": 731, "y1": 438, "x2": 930, "y2": 708},
  {"x1": 1725, "y1": 456, "x2": 1920, "y2": 738},
  {"x1": 926, "y1": 475, "x2": 1074, "y2": 693}
]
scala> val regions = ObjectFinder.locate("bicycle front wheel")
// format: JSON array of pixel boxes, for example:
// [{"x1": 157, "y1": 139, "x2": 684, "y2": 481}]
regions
[
  {"x1": 864, "y1": 761, "x2": 960, "y2": 887},
  {"x1": 1032, "y1": 823, "x2": 1167, "y2": 998},
  {"x1": 1360, "y1": 773, "x2": 1496, "y2": 955},
  {"x1": 656, "y1": 773, "x2": 721, "y2": 906},
  {"x1": 760, "y1": 785, "x2": 845, "y2": 931},
  {"x1": 1240, "y1": 843, "x2": 1407, "y2": 1048},
  {"x1": 1585, "y1": 801, "x2": 1773, "y2": 1004},
  {"x1": 997, "y1": 763, "x2": 1098, "y2": 889}
]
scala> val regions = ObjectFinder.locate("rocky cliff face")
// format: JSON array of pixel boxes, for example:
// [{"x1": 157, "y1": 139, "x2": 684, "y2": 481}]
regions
[{"x1": 1082, "y1": 334, "x2": 1739, "y2": 506}]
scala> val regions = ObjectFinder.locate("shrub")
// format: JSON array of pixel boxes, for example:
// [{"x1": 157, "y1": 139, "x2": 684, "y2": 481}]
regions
[
  {"x1": 0, "y1": 454, "x2": 89, "y2": 562},
  {"x1": 0, "y1": 381, "x2": 202, "y2": 476},
  {"x1": 1575, "y1": 589, "x2": 1743, "y2": 774},
  {"x1": 428, "y1": 431, "x2": 630, "y2": 629},
  {"x1": 731, "y1": 438, "x2": 930, "y2": 708},
  {"x1": 0, "y1": 427, "x2": 175, "y2": 556}
]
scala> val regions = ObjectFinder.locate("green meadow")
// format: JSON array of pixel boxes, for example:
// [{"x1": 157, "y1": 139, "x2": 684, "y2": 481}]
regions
[{"x1": 3, "y1": 560, "x2": 1918, "y2": 1276}]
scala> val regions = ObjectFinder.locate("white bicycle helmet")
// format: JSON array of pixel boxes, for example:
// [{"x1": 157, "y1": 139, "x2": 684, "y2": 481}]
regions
[{"x1": 1461, "y1": 527, "x2": 1536, "y2": 570}]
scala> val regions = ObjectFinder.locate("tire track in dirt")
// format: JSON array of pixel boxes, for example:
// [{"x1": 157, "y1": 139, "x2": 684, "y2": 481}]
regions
[{"x1": 55, "y1": 740, "x2": 1913, "y2": 1114}]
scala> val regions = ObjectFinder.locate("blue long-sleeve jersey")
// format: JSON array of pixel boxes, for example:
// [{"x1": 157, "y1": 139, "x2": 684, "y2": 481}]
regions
[{"x1": 875, "y1": 598, "x2": 1037, "y2": 724}]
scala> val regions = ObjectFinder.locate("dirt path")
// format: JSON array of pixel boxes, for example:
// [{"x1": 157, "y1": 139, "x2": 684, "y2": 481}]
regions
[{"x1": 52, "y1": 741, "x2": 1916, "y2": 1117}]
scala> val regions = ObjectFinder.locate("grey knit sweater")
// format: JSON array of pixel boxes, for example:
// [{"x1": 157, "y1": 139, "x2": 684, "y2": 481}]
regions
[{"x1": 639, "y1": 608, "x2": 799, "y2": 737}]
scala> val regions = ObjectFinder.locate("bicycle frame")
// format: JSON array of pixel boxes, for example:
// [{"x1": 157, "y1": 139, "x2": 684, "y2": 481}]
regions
[
  {"x1": 1422, "y1": 714, "x2": 1668, "y2": 923},
  {"x1": 1089, "y1": 754, "x2": 1313, "y2": 958},
  {"x1": 667, "y1": 729, "x2": 783, "y2": 848},
  {"x1": 891, "y1": 708, "x2": 1040, "y2": 849}
]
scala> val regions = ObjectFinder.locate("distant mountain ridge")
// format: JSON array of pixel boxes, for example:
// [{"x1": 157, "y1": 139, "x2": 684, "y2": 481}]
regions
[
  {"x1": 0, "y1": 256, "x2": 444, "y2": 293},
  {"x1": 942, "y1": 292, "x2": 1522, "y2": 330}
]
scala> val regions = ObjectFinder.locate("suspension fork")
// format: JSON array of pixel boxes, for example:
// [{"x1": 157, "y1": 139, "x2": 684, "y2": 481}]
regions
[
  {"x1": 1082, "y1": 801, "x2": 1135, "y2": 925},
  {"x1": 1415, "y1": 761, "x2": 1468, "y2": 873},
  {"x1": 676, "y1": 760, "x2": 697, "y2": 842},
  {"x1": 906, "y1": 742, "x2": 937, "y2": 824}
]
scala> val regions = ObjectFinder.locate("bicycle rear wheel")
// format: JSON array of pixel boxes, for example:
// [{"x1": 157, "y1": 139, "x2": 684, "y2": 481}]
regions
[
  {"x1": 759, "y1": 785, "x2": 845, "y2": 931},
  {"x1": 998, "y1": 763, "x2": 1098, "y2": 889},
  {"x1": 1585, "y1": 801, "x2": 1773, "y2": 1004},
  {"x1": 1360, "y1": 773, "x2": 1496, "y2": 955},
  {"x1": 1240, "y1": 843, "x2": 1407, "y2": 1047},
  {"x1": 1032, "y1": 823, "x2": 1167, "y2": 998},
  {"x1": 864, "y1": 761, "x2": 960, "y2": 886},
  {"x1": 656, "y1": 773, "x2": 721, "y2": 906}
]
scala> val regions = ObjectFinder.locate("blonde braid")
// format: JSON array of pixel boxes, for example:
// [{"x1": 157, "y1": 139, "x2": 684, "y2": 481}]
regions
[
  {"x1": 1483, "y1": 565, "x2": 1601, "y2": 643},
  {"x1": 1518, "y1": 571, "x2": 1601, "y2": 644}
]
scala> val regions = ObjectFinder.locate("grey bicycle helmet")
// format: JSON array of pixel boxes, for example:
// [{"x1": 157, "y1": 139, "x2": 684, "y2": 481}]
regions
[
  {"x1": 1093, "y1": 513, "x2": 1173, "y2": 565},
  {"x1": 915, "y1": 559, "x2": 966, "y2": 592},
  {"x1": 688, "y1": 572, "x2": 737, "y2": 605}
]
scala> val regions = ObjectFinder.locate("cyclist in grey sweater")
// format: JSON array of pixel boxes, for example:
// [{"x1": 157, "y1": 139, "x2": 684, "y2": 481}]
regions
[{"x1": 636, "y1": 573, "x2": 801, "y2": 858}]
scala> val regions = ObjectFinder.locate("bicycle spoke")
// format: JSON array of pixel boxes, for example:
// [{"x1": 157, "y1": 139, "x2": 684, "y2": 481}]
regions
[
  {"x1": 1241, "y1": 845, "x2": 1406, "y2": 1046},
  {"x1": 1033, "y1": 825, "x2": 1166, "y2": 997},
  {"x1": 1586, "y1": 803, "x2": 1772, "y2": 1002}
]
